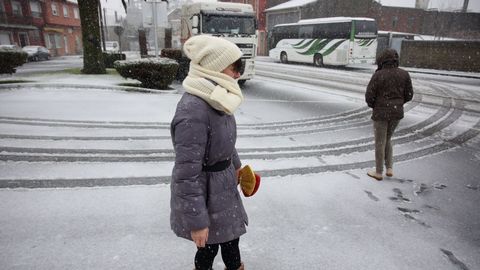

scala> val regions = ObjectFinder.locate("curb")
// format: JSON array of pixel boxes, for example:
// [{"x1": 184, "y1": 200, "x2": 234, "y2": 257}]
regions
[{"x1": 0, "y1": 82, "x2": 179, "y2": 94}]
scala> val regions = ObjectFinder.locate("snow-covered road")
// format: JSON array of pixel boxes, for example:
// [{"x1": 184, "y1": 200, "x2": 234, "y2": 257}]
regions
[{"x1": 0, "y1": 61, "x2": 479, "y2": 269}]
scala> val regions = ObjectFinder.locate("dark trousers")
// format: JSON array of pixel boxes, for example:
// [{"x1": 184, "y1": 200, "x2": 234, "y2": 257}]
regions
[{"x1": 194, "y1": 238, "x2": 241, "y2": 270}]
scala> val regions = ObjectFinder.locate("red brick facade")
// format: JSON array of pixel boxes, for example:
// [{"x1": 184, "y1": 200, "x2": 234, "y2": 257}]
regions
[
  {"x1": 42, "y1": 0, "x2": 82, "y2": 56},
  {"x1": 0, "y1": 0, "x2": 82, "y2": 56}
]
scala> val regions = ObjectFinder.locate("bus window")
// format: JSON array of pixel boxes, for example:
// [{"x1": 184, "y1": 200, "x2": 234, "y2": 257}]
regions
[
  {"x1": 354, "y1": 20, "x2": 378, "y2": 38},
  {"x1": 325, "y1": 22, "x2": 350, "y2": 39},
  {"x1": 299, "y1": 25, "x2": 313, "y2": 38}
]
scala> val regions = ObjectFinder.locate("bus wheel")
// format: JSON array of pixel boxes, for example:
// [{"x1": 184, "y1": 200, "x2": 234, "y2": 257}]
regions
[
  {"x1": 280, "y1": 52, "x2": 288, "y2": 64},
  {"x1": 314, "y1": 54, "x2": 323, "y2": 67}
]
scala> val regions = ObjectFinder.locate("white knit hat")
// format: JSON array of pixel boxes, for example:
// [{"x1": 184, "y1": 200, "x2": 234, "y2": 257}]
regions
[{"x1": 183, "y1": 35, "x2": 242, "y2": 72}]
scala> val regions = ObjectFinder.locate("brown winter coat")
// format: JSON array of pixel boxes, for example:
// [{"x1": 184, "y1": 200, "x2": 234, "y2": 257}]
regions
[{"x1": 365, "y1": 50, "x2": 414, "y2": 121}]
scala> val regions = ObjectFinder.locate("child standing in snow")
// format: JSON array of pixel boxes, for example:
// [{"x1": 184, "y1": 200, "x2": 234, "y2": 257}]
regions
[{"x1": 170, "y1": 35, "x2": 247, "y2": 270}]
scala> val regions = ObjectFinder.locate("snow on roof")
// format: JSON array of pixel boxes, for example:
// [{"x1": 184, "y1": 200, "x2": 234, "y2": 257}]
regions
[
  {"x1": 275, "y1": 17, "x2": 375, "y2": 27},
  {"x1": 298, "y1": 17, "x2": 375, "y2": 24},
  {"x1": 265, "y1": 0, "x2": 318, "y2": 12}
]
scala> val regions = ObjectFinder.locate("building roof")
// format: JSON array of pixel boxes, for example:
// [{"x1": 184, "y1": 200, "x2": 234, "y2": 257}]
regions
[{"x1": 265, "y1": 0, "x2": 317, "y2": 12}]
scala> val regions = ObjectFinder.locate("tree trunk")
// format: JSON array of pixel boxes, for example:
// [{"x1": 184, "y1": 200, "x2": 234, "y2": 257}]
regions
[
  {"x1": 78, "y1": 0, "x2": 106, "y2": 74},
  {"x1": 139, "y1": 29, "x2": 148, "y2": 57}
]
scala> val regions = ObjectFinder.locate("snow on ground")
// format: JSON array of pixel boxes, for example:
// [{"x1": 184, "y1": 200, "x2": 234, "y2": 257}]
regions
[{"x1": 0, "y1": 60, "x2": 479, "y2": 270}]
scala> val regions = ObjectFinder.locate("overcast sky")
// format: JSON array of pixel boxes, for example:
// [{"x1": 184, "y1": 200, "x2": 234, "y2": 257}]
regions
[
  {"x1": 379, "y1": 0, "x2": 480, "y2": 11},
  {"x1": 101, "y1": 0, "x2": 480, "y2": 15}
]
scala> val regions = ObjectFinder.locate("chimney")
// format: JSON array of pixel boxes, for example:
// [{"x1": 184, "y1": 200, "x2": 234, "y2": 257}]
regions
[
  {"x1": 462, "y1": 0, "x2": 469, "y2": 12},
  {"x1": 415, "y1": 0, "x2": 430, "y2": 10}
]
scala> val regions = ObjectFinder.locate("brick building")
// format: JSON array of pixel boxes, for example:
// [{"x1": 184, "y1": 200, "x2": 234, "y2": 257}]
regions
[
  {"x1": 43, "y1": 0, "x2": 82, "y2": 55},
  {"x1": 264, "y1": 0, "x2": 480, "y2": 39},
  {"x1": 0, "y1": 0, "x2": 45, "y2": 47},
  {"x1": 0, "y1": 0, "x2": 82, "y2": 56}
]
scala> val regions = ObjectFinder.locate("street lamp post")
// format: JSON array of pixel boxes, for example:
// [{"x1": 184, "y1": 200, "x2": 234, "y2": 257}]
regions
[
  {"x1": 153, "y1": 1, "x2": 158, "y2": 57},
  {"x1": 144, "y1": 0, "x2": 168, "y2": 57}
]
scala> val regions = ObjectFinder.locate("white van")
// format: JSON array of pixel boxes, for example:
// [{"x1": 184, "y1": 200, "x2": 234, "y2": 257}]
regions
[{"x1": 105, "y1": 41, "x2": 119, "y2": 52}]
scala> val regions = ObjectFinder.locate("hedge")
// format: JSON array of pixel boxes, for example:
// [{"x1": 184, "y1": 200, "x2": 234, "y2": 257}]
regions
[
  {"x1": 103, "y1": 52, "x2": 126, "y2": 68},
  {"x1": 0, "y1": 48, "x2": 28, "y2": 74},
  {"x1": 114, "y1": 57, "x2": 179, "y2": 90}
]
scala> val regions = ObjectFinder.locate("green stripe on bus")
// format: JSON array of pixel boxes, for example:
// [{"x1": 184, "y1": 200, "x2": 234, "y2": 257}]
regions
[
  {"x1": 293, "y1": 39, "x2": 316, "y2": 49},
  {"x1": 297, "y1": 39, "x2": 332, "y2": 55},
  {"x1": 322, "y1": 40, "x2": 346, "y2": 56},
  {"x1": 357, "y1": 39, "x2": 369, "y2": 46}
]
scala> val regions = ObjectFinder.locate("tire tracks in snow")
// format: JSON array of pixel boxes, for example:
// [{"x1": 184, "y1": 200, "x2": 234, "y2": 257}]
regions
[{"x1": 0, "y1": 76, "x2": 479, "y2": 187}]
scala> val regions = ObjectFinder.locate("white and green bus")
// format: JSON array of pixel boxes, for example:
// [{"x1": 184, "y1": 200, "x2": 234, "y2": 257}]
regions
[{"x1": 268, "y1": 17, "x2": 378, "y2": 67}]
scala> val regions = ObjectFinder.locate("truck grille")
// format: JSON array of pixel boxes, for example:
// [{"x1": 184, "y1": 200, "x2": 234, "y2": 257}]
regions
[{"x1": 237, "y1": 43, "x2": 254, "y2": 57}]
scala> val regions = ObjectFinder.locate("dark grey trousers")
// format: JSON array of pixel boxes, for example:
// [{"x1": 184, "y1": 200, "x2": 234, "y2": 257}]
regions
[{"x1": 373, "y1": 120, "x2": 400, "y2": 173}]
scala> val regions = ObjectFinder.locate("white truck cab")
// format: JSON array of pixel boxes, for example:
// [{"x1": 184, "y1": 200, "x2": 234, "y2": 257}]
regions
[{"x1": 181, "y1": 2, "x2": 257, "y2": 84}]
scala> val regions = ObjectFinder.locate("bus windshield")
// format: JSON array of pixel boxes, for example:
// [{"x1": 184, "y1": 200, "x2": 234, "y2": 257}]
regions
[
  {"x1": 202, "y1": 14, "x2": 256, "y2": 35},
  {"x1": 354, "y1": 20, "x2": 377, "y2": 38}
]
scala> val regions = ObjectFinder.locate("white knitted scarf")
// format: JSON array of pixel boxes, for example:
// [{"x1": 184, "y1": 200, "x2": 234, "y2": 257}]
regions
[{"x1": 182, "y1": 63, "x2": 244, "y2": 115}]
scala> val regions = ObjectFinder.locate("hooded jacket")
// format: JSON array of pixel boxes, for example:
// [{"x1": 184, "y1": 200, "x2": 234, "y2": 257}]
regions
[{"x1": 365, "y1": 49, "x2": 414, "y2": 121}]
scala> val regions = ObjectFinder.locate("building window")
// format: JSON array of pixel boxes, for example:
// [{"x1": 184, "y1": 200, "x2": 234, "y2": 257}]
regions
[
  {"x1": 75, "y1": 35, "x2": 81, "y2": 53},
  {"x1": 392, "y1": 16, "x2": 398, "y2": 28},
  {"x1": 407, "y1": 16, "x2": 415, "y2": 30},
  {"x1": 44, "y1": 34, "x2": 50, "y2": 48},
  {"x1": 64, "y1": 36, "x2": 69, "y2": 53},
  {"x1": 55, "y1": 34, "x2": 62, "y2": 48},
  {"x1": 51, "y1": 3, "x2": 58, "y2": 16},
  {"x1": 0, "y1": 32, "x2": 12, "y2": 45},
  {"x1": 30, "y1": 29, "x2": 41, "y2": 41},
  {"x1": 63, "y1": 4, "x2": 68, "y2": 17},
  {"x1": 12, "y1": 1, "x2": 23, "y2": 16},
  {"x1": 29, "y1": 1, "x2": 42, "y2": 18},
  {"x1": 73, "y1": 7, "x2": 79, "y2": 19},
  {"x1": 18, "y1": 32, "x2": 28, "y2": 47}
]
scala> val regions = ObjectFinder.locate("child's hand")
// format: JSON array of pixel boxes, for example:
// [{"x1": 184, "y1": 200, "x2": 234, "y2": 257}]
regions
[{"x1": 191, "y1": 227, "x2": 209, "y2": 247}]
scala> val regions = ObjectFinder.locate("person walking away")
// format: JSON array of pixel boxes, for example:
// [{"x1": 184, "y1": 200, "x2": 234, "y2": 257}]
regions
[
  {"x1": 170, "y1": 35, "x2": 247, "y2": 270},
  {"x1": 365, "y1": 48, "x2": 414, "y2": 180}
]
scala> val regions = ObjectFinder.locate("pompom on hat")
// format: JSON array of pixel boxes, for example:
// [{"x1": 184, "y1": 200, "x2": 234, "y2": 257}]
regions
[{"x1": 183, "y1": 35, "x2": 243, "y2": 72}]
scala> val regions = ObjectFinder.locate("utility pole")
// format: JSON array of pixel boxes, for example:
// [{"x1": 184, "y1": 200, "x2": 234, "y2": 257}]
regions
[
  {"x1": 103, "y1": 8, "x2": 109, "y2": 39},
  {"x1": 98, "y1": 1, "x2": 106, "y2": 51},
  {"x1": 153, "y1": 1, "x2": 159, "y2": 57}
]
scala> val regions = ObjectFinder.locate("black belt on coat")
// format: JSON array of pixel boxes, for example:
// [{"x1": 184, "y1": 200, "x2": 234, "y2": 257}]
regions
[{"x1": 202, "y1": 159, "x2": 231, "y2": 172}]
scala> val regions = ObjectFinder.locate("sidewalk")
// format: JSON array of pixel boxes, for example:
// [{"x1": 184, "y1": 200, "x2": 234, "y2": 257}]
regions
[{"x1": 256, "y1": 56, "x2": 480, "y2": 79}]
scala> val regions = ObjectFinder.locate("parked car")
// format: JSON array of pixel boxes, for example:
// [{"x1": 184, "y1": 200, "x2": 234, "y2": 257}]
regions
[
  {"x1": 22, "y1": 45, "x2": 51, "y2": 61},
  {"x1": 104, "y1": 41, "x2": 120, "y2": 53}
]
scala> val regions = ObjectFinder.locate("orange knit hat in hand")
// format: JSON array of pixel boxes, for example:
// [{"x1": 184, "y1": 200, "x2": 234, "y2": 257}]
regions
[{"x1": 239, "y1": 165, "x2": 261, "y2": 197}]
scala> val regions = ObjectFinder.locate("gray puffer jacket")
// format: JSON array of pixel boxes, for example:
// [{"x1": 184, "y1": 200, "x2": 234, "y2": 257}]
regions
[{"x1": 170, "y1": 92, "x2": 248, "y2": 244}]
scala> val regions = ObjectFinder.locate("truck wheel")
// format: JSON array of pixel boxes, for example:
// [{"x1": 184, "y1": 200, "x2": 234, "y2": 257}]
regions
[{"x1": 280, "y1": 52, "x2": 288, "y2": 64}]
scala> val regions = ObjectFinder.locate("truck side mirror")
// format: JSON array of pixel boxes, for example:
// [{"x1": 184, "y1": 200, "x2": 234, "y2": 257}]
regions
[{"x1": 192, "y1": 15, "x2": 199, "y2": 34}]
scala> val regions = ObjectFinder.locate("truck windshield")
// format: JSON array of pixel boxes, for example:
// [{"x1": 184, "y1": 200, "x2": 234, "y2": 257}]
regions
[{"x1": 202, "y1": 14, "x2": 256, "y2": 35}]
